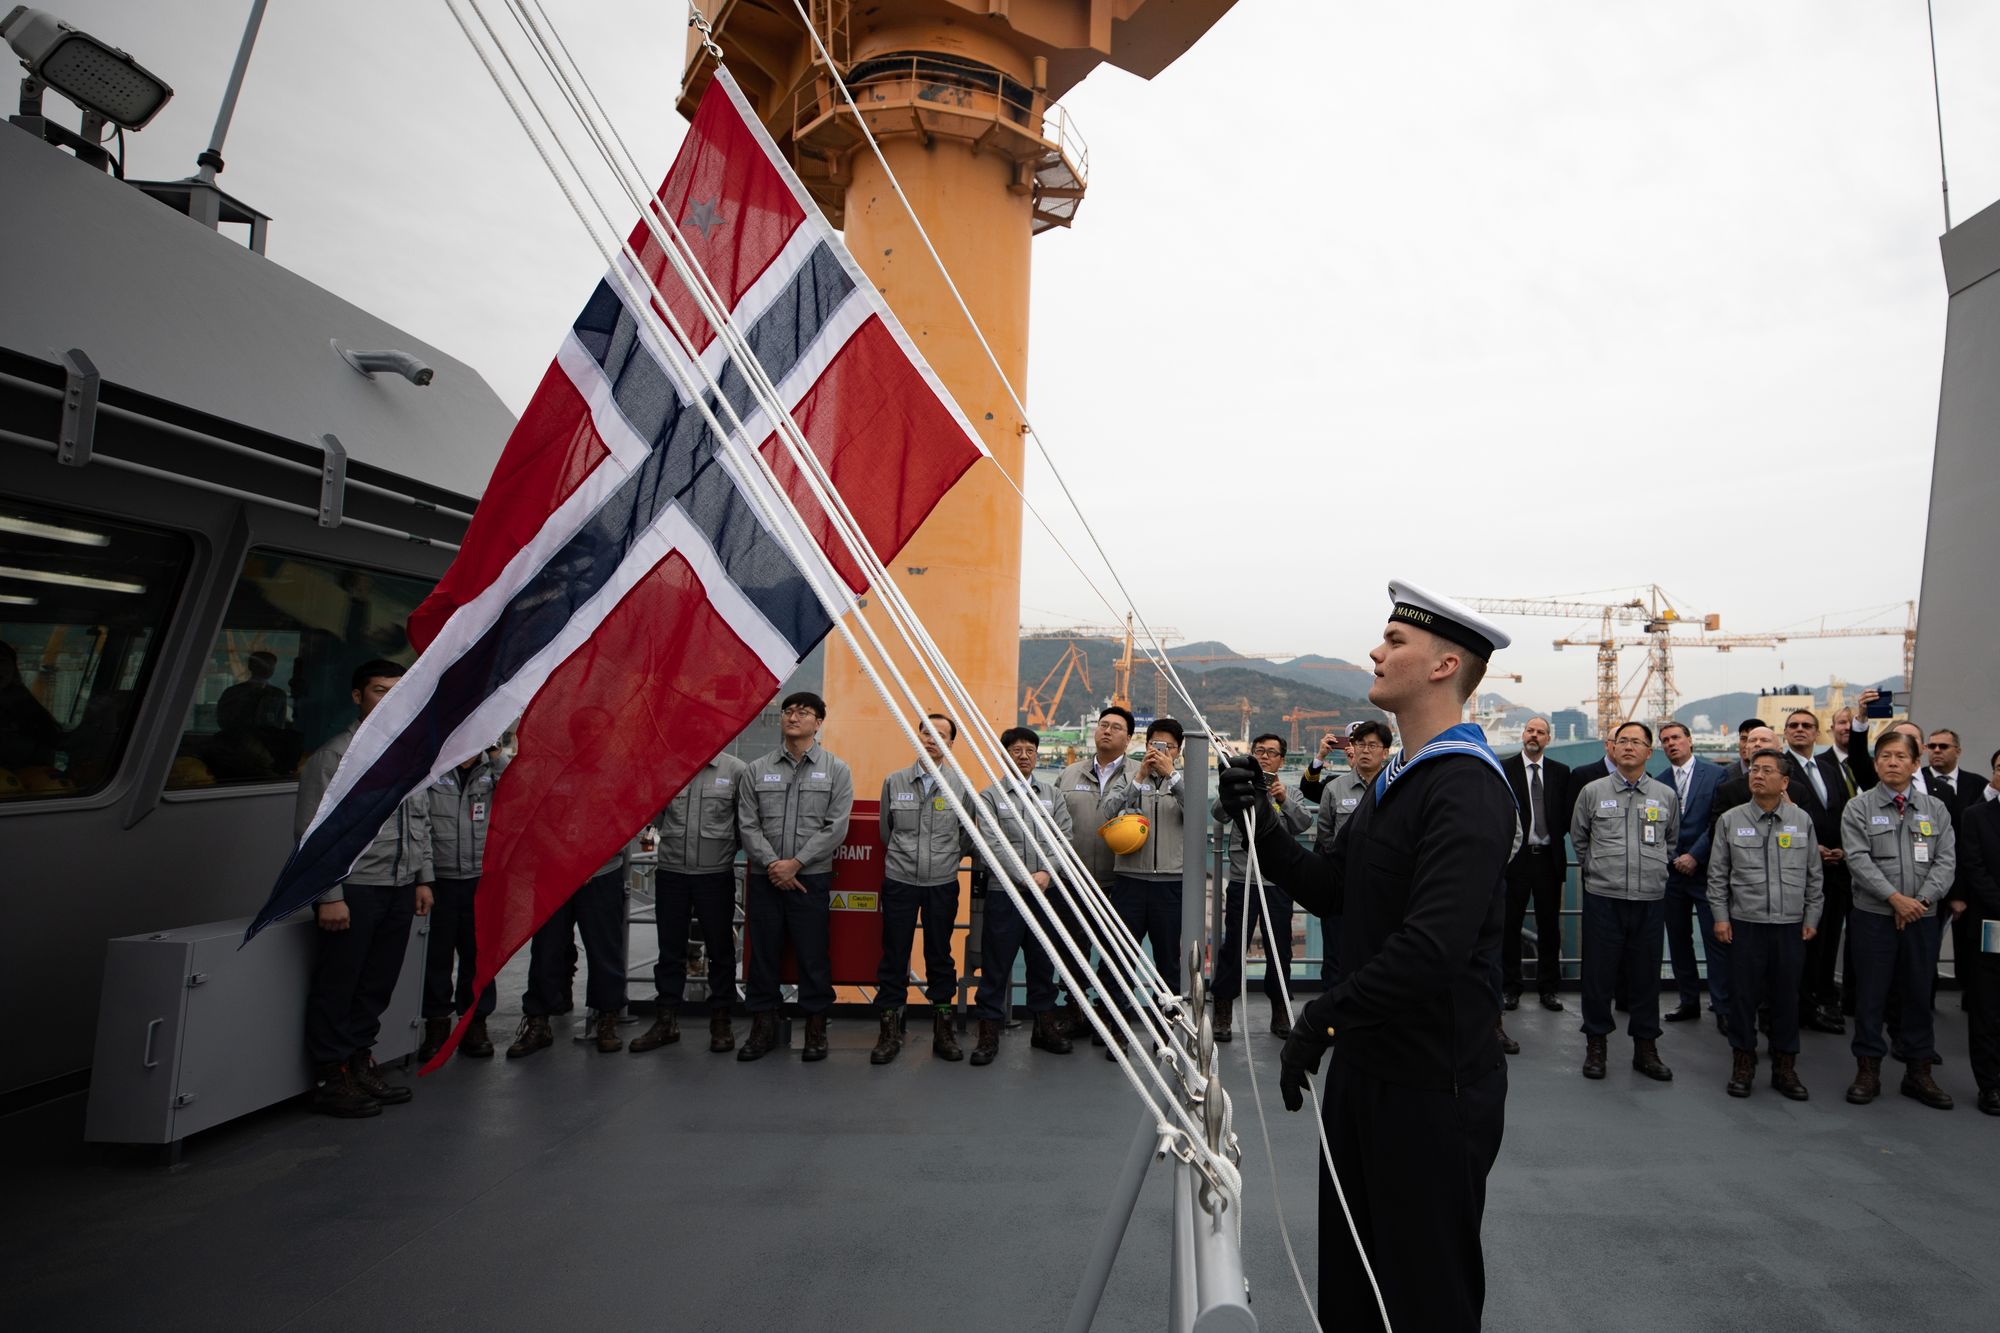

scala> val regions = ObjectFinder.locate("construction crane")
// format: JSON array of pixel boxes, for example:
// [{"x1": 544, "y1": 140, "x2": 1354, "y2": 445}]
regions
[
  {"x1": 1465, "y1": 672, "x2": 1523, "y2": 726},
  {"x1": 1020, "y1": 642, "x2": 1091, "y2": 729},
  {"x1": 1692, "y1": 602, "x2": 1918, "y2": 691},
  {"x1": 1461, "y1": 589, "x2": 1719, "y2": 737},
  {"x1": 1020, "y1": 614, "x2": 1180, "y2": 711},
  {"x1": 1281, "y1": 706, "x2": 1344, "y2": 752}
]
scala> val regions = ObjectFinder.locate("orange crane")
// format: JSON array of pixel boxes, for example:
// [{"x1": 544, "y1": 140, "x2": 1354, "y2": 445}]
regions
[
  {"x1": 1020, "y1": 642, "x2": 1092, "y2": 729},
  {"x1": 1282, "y1": 706, "x2": 1344, "y2": 752},
  {"x1": 1020, "y1": 614, "x2": 1180, "y2": 711},
  {"x1": 1690, "y1": 602, "x2": 1918, "y2": 691}
]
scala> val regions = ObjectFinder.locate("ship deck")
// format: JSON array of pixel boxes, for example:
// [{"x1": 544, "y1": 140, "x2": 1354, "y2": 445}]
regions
[{"x1": 4, "y1": 979, "x2": 1995, "y2": 1332}]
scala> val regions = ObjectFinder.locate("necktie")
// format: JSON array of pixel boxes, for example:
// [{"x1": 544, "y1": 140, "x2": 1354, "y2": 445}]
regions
[
  {"x1": 1840, "y1": 760, "x2": 1856, "y2": 798},
  {"x1": 1802, "y1": 755, "x2": 1827, "y2": 806},
  {"x1": 1674, "y1": 766, "x2": 1690, "y2": 806},
  {"x1": 1528, "y1": 762, "x2": 1546, "y2": 842},
  {"x1": 1894, "y1": 792, "x2": 1907, "y2": 816}
]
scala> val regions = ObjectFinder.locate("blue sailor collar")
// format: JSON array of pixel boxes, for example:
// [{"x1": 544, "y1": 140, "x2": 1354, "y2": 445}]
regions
[{"x1": 1373, "y1": 722, "x2": 1512, "y2": 806}]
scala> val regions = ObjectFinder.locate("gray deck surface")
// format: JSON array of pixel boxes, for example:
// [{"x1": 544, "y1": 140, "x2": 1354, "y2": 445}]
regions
[{"x1": 4, "y1": 983, "x2": 1994, "y2": 1333}]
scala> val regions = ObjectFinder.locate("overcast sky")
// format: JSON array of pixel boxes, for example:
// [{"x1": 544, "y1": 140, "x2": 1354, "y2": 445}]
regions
[{"x1": 53, "y1": 1, "x2": 2000, "y2": 722}]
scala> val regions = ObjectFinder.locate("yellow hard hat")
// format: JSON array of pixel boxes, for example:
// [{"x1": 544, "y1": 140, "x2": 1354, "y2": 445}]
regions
[{"x1": 1099, "y1": 811, "x2": 1151, "y2": 856}]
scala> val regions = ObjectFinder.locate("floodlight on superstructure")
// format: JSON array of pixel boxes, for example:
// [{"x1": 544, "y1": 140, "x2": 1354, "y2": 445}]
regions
[{"x1": 2, "y1": 6, "x2": 172, "y2": 130}]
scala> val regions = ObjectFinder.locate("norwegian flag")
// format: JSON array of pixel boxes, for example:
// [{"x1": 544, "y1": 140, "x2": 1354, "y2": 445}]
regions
[{"x1": 249, "y1": 69, "x2": 985, "y2": 1067}]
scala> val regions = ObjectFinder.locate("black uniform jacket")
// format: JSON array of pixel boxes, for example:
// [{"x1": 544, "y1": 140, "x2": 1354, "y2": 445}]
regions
[{"x1": 1253, "y1": 753, "x2": 1516, "y2": 1092}]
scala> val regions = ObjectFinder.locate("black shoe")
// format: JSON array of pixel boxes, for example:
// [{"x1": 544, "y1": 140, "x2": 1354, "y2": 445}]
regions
[
  {"x1": 1899, "y1": 1060, "x2": 1953, "y2": 1110},
  {"x1": 629, "y1": 1012, "x2": 680, "y2": 1053},
  {"x1": 931, "y1": 1009, "x2": 964, "y2": 1063},
  {"x1": 1497, "y1": 1020, "x2": 1519, "y2": 1056},
  {"x1": 308, "y1": 1062, "x2": 381, "y2": 1118},
  {"x1": 460, "y1": 1015, "x2": 495, "y2": 1059},
  {"x1": 417, "y1": 1016, "x2": 451, "y2": 1063},
  {"x1": 352, "y1": 1054, "x2": 412, "y2": 1105},
  {"x1": 1582, "y1": 1036, "x2": 1607, "y2": 1080},
  {"x1": 1632, "y1": 1040, "x2": 1673, "y2": 1082},
  {"x1": 801, "y1": 1014, "x2": 828, "y2": 1063},
  {"x1": 1269, "y1": 1006, "x2": 1292, "y2": 1038},
  {"x1": 1804, "y1": 1006, "x2": 1845, "y2": 1035},
  {"x1": 1030, "y1": 1011, "x2": 1073, "y2": 1054},
  {"x1": 1663, "y1": 1003, "x2": 1700, "y2": 1024},
  {"x1": 1213, "y1": 997, "x2": 1234, "y2": 1044},
  {"x1": 1978, "y1": 1088, "x2": 2000, "y2": 1116},
  {"x1": 1502, "y1": 990, "x2": 1521, "y2": 1012},
  {"x1": 737, "y1": 1013, "x2": 778, "y2": 1062},
  {"x1": 1540, "y1": 994, "x2": 1565, "y2": 1013},
  {"x1": 970, "y1": 1018, "x2": 1002, "y2": 1065},
  {"x1": 869, "y1": 1009, "x2": 904, "y2": 1065}
]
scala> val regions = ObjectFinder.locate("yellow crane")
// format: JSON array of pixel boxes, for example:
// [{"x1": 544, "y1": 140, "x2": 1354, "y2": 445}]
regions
[
  {"x1": 1020, "y1": 642, "x2": 1092, "y2": 729},
  {"x1": 1020, "y1": 614, "x2": 1180, "y2": 712}
]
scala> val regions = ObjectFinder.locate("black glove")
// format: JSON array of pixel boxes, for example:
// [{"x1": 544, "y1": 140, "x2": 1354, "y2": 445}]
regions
[
  {"x1": 1277, "y1": 1017, "x2": 1332, "y2": 1113},
  {"x1": 1216, "y1": 755, "x2": 1266, "y2": 824}
]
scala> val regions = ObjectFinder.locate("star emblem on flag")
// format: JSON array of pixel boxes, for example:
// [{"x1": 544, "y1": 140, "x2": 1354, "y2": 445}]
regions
[{"x1": 684, "y1": 196, "x2": 725, "y2": 240}]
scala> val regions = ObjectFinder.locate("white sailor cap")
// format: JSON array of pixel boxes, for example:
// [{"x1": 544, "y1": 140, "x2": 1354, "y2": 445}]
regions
[{"x1": 1386, "y1": 580, "x2": 1511, "y2": 660}]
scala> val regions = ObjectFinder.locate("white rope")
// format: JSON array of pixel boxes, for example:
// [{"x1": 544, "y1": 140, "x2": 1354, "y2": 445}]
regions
[{"x1": 451, "y1": 0, "x2": 1234, "y2": 1195}]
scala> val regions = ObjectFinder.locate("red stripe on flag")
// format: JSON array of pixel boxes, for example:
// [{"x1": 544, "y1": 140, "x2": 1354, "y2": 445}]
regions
[
  {"x1": 422, "y1": 550, "x2": 779, "y2": 1071},
  {"x1": 628, "y1": 78, "x2": 806, "y2": 360},
  {"x1": 409, "y1": 365, "x2": 609, "y2": 651},
  {"x1": 759, "y1": 314, "x2": 986, "y2": 590}
]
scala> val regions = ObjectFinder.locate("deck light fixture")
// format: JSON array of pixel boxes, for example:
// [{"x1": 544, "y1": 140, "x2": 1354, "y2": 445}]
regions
[{"x1": 3, "y1": 5, "x2": 173, "y2": 130}]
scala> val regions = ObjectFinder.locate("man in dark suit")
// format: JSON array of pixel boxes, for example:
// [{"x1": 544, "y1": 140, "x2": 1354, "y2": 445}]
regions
[
  {"x1": 1921, "y1": 728, "x2": 1990, "y2": 1010},
  {"x1": 1713, "y1": 726, "x2": 1813, "y2": 833},
  {"x1": 1777, "y1": 708, "x2": 1856, "y2": 1033},
  {"x1": 1655, "y1": 721, "x2": 1728, "y2": 1028},
  {"x1": 1501, "y1": 716, "x2": 1569, "y2": 1012},
  {"x1": 1720, "y1": 717, "x2": 1766, "y2": 784},
  {"x1": 1959, "y1": 752, "x2": 2000, "y2": 1116}
]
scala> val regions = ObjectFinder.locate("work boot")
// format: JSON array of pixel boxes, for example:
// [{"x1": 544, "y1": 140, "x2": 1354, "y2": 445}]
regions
[
  {"x1": 1978, "y1": 1088, "x2": 2000, "y2": 1116},
  {"x1": 418, "y1": 1016, "x2": 451, "y2": 1063},
  {"x1": 802, "y1": 1014, "x2": 829, "y2": 1062},
  {"x1": 1497, "y1": 1016, "x2": 1519, "y2": 1056},
  {"x1": 932, "y1": 1009, "x2": 964, "y2": 1062},
  {"x1": 870, "y1": 1009, "x2": 905, "y2": 1065},
  {"x1": 507, "y1": 1014, "x2": 553, "y2": 1060},
  {"x1": 708, "y1": 1010, "x2": 735, "y2": 1053},
  {"x1": 969, "y1": 1018, "x2": 1002, "y2": 1066},
  {"x1": 1213, "y1": 997, "x2": 1234, "y2": 1043},
  {"x1": 1058, "y1": 998, "x2": 1090, "y2": 1040},
  {"x1": 1900, "y1": 1059, "x2": 1954, "y2": 1110},
  {"x1": 1845, "y1": 1056, "x2": 1882, "y2": 1104},
  {"x1": 1540, "y1": 992, "x2": 1565, "y2": 1013},
  {"x1": 1031, "y1": 1010, "x2": 1073, "y2": 1054},
  {"x1": 737, "y1": 1012, "x2": 778, "y2": 1062},
  {"x1": 353, "y1": 1053, "x2": 412, "y2": 1105},
  {"x1": 1582, "y1": 1035, "x2": 1608, "y2": 1080},
  {"x1": 629, "y1": 1011, "x2": 680, "y2": 1053},
  {"x1": 308, "y1": 1062, "x2": 381, "y2": 1118},
  {"x1": 1632, "y1": 1039, "x2": 1672, "y2": 1082},
  {"x1": 1269, "y1": 1002, "x2": 1292, "y2": 1037},
  {"x1": 593, "y1": 1011, "x2": 623, "y2": 1053},
  {"x1": 1726, "y1": 1048, "x2": 1756, "y2": 1098},
  {"x1": 460, "y1": 1015, "x2": 495, "y2": 1059},
  {"x1": 1771, "y1": 1051, "x2": 1808, "y2": 1101},
  {"x1": 1502, "y1": 988, "x2": 1521, "y2": 1012}
]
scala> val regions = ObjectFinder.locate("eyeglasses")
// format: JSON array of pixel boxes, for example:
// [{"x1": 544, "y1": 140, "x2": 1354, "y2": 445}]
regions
[
  {"x1": 1926, "y1": 741, "x2": 1953, "y2": 750},
  {"x1": 1748, "y1": 766, "x2": 1785, "y2": 777},
  {"x1": 780, "y1": 705, "x2": 818, "y2": 718},
  {"x1": 1251, "y1": 747, "x2": 1284, "y2": 758},
  {"x1": 1350, "y1": 740, "x2": 1387, "y2": 751}
]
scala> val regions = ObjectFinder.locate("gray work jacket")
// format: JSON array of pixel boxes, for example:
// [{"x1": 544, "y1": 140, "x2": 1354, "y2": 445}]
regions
[
  {"x1": 1211, "y1": 777, "x2": 1311, "y2": 880},
  {"x1": 1312, "y1": 769, "x2": 1370, "y2": 855},
  {"x1": 1102, "y1": 764, "x2": 1185, "y2": 881},
  {"x1": 657, "y1": 753, "x2": 748, "y2": 874},
  {"x1": 1056, "y1": 755, "x2": 1139, "y2": 887},
  {"x1": 975, "y1": 773, "x2": 1074, "y2": 882},
  {"x1": 737, "y1": 743, "x2": 854, "y2": 875},
  {"x1": 294, "y1": 721, "x2": 433, "y2": 901},
  {"x1": 1841, "y1": 783, "x2": 1957, "y2": 916},
  {"x1": 879, "y1": 761, "x2": 973, "y2": 886},
  {"x1": 1572, "y1": 772, "x2": 1679, "y2": 902},
  {"x1": 1706, "y1": 798, "x2": 1825, "y2": 927},
  {"x1": 427, "y1": 752, "x2": 508, "y2": 880}
]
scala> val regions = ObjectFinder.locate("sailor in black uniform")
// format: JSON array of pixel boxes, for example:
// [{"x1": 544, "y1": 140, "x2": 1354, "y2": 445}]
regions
[{"x1": 1220, "y1": 580, "x2": 1516, "y2": 1333}]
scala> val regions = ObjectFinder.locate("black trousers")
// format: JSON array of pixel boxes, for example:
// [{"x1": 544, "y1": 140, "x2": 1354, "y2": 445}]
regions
[
  {"x1": 1580, "y1": 894, "x2": 1665, "y2": 1040},
  {"x1": 1049, "y1": 883, "x2": 1096, "y2": 1006},
  {"x1": 875, "y1": 876, "x2": 960, "y2": 1008},
  {"x1": 1664, "y1": 875, "x2": 1728, "y2": 1014},
  {"x1": 524, "y1": 870, "x2": 628, "y2": 1017},
  {"x1": 1802, "y1": 864, "x2": 1851, "y2": 1008},
  {"x1": 1727, "y1": 920, "x2": 1807, "y2": 1055},
  {"x1": 305, "y1": 883, "x2": 416, "y2": 1066},
  {"x1": 423, "y1": 876, "x2": 495, "y2": 1020},
  {"x1": 1104, "y1": 875, "x2": 1182, "y2": 1012},
  {"x1": 972, "y1": 888, "x2": 1060, "y2": 1020},
  {"x1": 1950, "y1": 909, "x2": 1980, "y2": 1005},
  {"x1": 1502, "y1": 847, "x2": 1564, "y2": 995},
  {"x1": 743, "y1": 871, "x2": 834, "y2": 1014},
  {"x1": 653, "y1": 869, "x2": 737, "y2": 1012},
  {"x1": 1213, "y1": 879, "x2": 1294, "y2": 1005},
  {"x1": 1319, "y1": 1059, "x2": 1507, "y2": 1332},
  {"x1": 1970, "y1": 949, "x2": 2000, "y2": 1093},
  {"x1": 1849, "y1": 911, "x2": 1940, "y2": 1063}
]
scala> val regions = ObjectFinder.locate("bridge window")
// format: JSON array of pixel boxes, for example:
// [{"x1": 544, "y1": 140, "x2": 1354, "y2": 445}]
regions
[
  {"x1": 0, "y1": 499, "x2": 188, "y2": 801},
  {"x1": 165, "y1": 549, "x2": 433, "y2": 791}
]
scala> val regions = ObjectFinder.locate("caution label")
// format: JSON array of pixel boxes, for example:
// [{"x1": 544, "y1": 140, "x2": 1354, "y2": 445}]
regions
[{"x1": 828, "y1": 892, "x2": 879, "y2": 912}]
